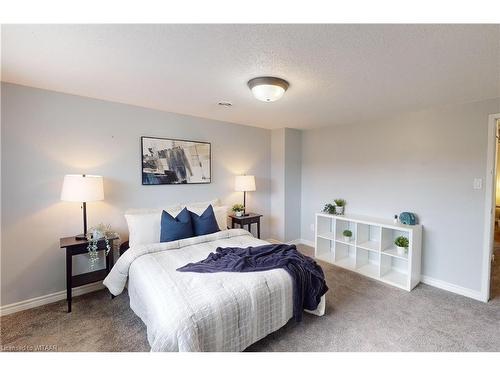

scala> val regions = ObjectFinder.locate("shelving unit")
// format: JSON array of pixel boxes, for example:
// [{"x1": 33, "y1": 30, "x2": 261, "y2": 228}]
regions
[{"x1": 315, "y1": 213, "x2": 422, "y2": 291}]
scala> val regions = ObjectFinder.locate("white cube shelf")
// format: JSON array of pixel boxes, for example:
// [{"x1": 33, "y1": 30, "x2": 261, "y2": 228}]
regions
[{"x1": 315, "y1": 213, "x2": 422, "y2": 291}]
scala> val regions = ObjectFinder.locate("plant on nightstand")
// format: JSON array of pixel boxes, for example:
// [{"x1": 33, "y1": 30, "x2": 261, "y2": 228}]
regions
[
  {"x1": 334, "y1": 199, "x2": 346, "y2": 215},
  {"x1": 232, "y1": 203, "x2": 245, "y2": 217},
  {"x1": 343, "y1": 229, "x2": 353, "y2": 242},
  {"x1": 86, "y1": 223, "x2": 118, "y2": 267},
  {"x1": 394, "y1": 236, "x2": 409, "y2": 255}
]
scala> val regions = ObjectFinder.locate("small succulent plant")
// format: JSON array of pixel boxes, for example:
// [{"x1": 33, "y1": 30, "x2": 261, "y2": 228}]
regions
[{"x1": 394, "y1": 236, "x2": 409, "y2": 248}]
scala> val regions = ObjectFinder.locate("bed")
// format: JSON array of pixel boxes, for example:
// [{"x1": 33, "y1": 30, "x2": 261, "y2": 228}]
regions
[{"x1": 104, "y1": 204, "x2": 325, "y2": 352}]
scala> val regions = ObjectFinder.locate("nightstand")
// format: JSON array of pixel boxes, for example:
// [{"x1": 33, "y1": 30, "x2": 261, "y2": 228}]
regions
[
  {"x1": 60, "y1": 236, "x2": 118, "y2": 313},
  {"x1": 229, "y1": 213, "x2": 263, "y2": 238}
]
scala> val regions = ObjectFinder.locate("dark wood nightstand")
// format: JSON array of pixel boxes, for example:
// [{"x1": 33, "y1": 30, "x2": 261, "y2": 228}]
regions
[
  {"x1": 229, "y1": 213, "x2": 263, "y2": 238},
  {"x1": 60, "y1": 236, "x2": 118, "y2": 313}
]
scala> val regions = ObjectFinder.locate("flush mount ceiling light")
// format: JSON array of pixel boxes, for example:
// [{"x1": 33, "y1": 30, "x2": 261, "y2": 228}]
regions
[{"x1": 247, "y1": 76, "x2": 289, "y2": 102}]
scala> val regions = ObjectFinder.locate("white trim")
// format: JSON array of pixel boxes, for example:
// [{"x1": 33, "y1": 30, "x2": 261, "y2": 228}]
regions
[
  {"x1": 266, "y1": 238, "x2": 315, "y2": 247},
  {"x1": 265, "y1": 238, "x2": 281, "y2": 244},
  {"x1": 421, "y1": 275, "x2": 483, "y2": 302},
  {"x1": 296, "y1": 238, "x2": 315, "y2": 247},
  {"x1": 482, "y1": 113, "x2": 500, "y2": 303},
  {"x1": 0, "y1": 282, "x2": 104, "y2": 316}
]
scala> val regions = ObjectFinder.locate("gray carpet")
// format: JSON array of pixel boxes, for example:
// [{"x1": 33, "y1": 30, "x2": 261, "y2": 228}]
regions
[{"x1": 1, "y1": 245, "x2": 499, "y2": 352}]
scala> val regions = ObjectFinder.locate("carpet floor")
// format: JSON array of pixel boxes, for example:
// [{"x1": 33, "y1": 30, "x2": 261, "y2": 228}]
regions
[{"x1": 1, "y1": 245, "x2": 499, "y2": 352}]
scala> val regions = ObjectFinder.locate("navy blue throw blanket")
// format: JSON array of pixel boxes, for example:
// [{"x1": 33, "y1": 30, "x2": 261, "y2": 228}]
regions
[{"x1": 177, "y1": 244, "x2": 328, "y2": 322}]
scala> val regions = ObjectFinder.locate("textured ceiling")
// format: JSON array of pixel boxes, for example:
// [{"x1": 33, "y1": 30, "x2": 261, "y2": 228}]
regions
[{"x1": 2, "y1": 24, "x2": 499, "y2": 129}]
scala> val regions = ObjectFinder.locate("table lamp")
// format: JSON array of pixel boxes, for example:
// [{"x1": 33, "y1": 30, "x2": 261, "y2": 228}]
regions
[
  {"x1": 234, "y1": 175, "x2": 256, "y2": 216},
  {"x1": 61, "y1": 174, "x2": 104, "y2": 240}
]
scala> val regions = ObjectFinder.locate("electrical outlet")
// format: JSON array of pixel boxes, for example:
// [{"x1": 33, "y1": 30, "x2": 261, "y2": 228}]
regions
[
  {"x1": 473, "y1": 178, "x2": 482, "y2": 190},
  {"x1": 310, "y1": 223, "x2": 315, "y2": 232}
]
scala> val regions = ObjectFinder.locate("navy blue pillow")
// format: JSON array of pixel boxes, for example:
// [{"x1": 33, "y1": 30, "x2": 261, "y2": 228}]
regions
[
  {"x1": 190, "y1": 205, "x2": 220, "y2": 236},
  {"x1": 160, "y1": 207, "x2": 194, "y2": 242}
]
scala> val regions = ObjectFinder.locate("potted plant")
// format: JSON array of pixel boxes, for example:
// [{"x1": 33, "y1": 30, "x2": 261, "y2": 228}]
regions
[
  {"x1": 322, "y1": 203, "x2": 336, "y2": 215},
  {"x1": 394, "y1": 236, "x2": 409, "y2": 255},
  {"x1": 343, "y1": 229, "x2": 353, "y2": 242},
  {"x1": 86, "y1": 223, "x2": 118, "y2": 268},
  {"x1": 232, "y1": 203, "x2": 245, "y2": 217},
  {"x1": 334, "y1": 199, "x2": 346, "y2": 215}
]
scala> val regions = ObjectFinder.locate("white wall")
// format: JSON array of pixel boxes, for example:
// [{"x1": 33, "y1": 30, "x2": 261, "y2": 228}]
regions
[
  {"x1": 1, "y1": 83, "x2": 271, "y2": 306},
  {"x1": 301, "y1": 97, "x2": 500, "y2": 293}
]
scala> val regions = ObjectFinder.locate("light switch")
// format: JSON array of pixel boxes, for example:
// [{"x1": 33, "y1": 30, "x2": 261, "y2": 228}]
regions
[{"x1": 473, "y1": 178, "x2": 482, "y2": 190}]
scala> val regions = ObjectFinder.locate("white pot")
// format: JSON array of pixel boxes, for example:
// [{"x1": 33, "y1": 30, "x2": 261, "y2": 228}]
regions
[
  {"x1": 335, "y1": 206, "x2": 344, "y2": 215},
  {"x1": 396, "y1": 246, "x2": 406, "y2": 255},
  {"x1": 234, "y1": 211, "x2": 243, "y2": 217},
  {"x1": 343, "y1": 236, "x2": 351, "y2": 242}
]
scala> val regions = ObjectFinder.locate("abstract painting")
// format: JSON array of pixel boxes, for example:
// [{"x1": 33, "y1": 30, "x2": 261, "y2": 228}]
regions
[{"x1": 141, "y1": 136, "x2": 211, "y2": 185}]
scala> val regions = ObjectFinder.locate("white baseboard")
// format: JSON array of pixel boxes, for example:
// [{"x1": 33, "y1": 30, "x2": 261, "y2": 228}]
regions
[
  {"x1": 267, "y1": 238, "x2": 315, "y2": 247},
  {"x1": 420, "y1": 275, "x2": 484, "y2": 302},
  {"x1": 265, "y1": 238, "x2": 281, "y2": 244},
  {"x1": 0, "y1": 282, "x2": 105, "y2": 316},
  {"x1": 296, "y1": 238, "x2": 315, "y2": 247}
]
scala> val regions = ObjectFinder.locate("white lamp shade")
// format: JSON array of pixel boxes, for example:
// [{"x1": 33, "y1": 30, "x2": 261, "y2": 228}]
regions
[
  {"x1": 61, "y1": 174, "x2": 104, "y2": 202},
  {"x1": 235, "y1": 175, "x2": 256, "y2": 192}
]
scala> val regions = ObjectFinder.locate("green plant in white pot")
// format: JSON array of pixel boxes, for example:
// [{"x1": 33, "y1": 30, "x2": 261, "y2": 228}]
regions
[
  {"x1": 394, "y1": 236, "x2": 409, "y2": 255},
  {"x1": 232, "y1": 203, "x2": 245, "y2": 217},
  {"x1": 334, "y1": 199, "x2": 346, "y2": 215},
  {"x1": 343, "y1": 229, "x2": 353, "y2": 242}
]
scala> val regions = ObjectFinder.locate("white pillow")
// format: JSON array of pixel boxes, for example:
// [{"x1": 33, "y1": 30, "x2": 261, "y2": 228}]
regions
[
  {"x1": 184, "y1": 198, "x2": 220, "y2": 211},
  {"x1": 125, "y1": 205, "x2": 180, "y2": 247},
  {"x1": 214, "y1": 206, "x2": 229, "y2": 231}
]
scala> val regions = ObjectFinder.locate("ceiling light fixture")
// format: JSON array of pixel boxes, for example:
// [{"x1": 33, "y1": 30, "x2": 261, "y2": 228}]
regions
[{"x1": 247, "y1": 76, "x2": 289, "y2": 102}]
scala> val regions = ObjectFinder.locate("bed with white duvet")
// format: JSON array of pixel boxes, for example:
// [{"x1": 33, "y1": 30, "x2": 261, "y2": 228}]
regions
[{"x1": 104, "y1": 202, "x2": 325, "y2": 352}]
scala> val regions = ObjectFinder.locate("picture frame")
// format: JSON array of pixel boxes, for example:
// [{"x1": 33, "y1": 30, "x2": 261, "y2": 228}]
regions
[{"x1": 141, "y1": 136, "x2": 211, "y2": 185}]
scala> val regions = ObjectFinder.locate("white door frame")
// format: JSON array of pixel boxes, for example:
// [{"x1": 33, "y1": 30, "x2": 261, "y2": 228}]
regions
[{"x1": 482, "y1": 113, "x2": 500, "y2": 302}]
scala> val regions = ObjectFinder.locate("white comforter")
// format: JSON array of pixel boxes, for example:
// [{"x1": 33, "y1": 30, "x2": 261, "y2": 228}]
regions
[{"x1": 103, "y1": 229, "x2": 324, "y2": 352}]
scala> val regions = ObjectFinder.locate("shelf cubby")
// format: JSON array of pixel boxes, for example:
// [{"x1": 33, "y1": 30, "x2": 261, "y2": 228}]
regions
[
  {"x1": 356, "y1": 222, "x2": 381, "y2": 252},
  {"x1": 316, "y1": 215, "x2": 334, "y2": 240},
  {"x1": 356, "y1": 248, "x2": 380, "y2": 278},
  {"x1": 314, "y1": 213, "x2": 422, "y2": 291},
  {"x1": 380, "y1": 253, "x2": 408, "y2": 288},
  {"x1": 334, "y1": 242, "x2": 356, "y2": 269},
  {"x1": 315, "y1": 236, "x2": 334, "y2": 264}
]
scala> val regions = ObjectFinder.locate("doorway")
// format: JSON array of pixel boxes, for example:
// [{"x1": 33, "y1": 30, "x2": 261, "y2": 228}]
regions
[
  {"x1": 484, "y1": 114, "x2": 500, "y2": 302},
  {"x1": 492, "y1": 118, "x2": 500, "y2": 299}
]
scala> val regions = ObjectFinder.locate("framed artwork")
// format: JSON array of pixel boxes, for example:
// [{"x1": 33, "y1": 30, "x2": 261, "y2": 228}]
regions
[{"x1": 141, "y1": 136, "x2": 211, "y2": 185}]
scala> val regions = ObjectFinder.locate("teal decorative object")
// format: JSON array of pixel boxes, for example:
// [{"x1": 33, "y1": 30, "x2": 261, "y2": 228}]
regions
[{"x1": 399, "y1": 212, "x2": 417, "y2": 225}]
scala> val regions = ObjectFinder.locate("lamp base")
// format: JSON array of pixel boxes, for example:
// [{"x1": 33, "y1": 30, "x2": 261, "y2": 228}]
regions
[{"x1": 75, "y1": 234, "x2": 87, "y2": 241}]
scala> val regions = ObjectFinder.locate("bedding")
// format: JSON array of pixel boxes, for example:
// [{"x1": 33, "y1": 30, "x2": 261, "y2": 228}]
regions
[
  {"x1": 125, "y1": 201, "x2": 228, "y2": 247},
  {"x1": 104, "y1": 229, "x2": 325, "y2": 352},
  {"x1": 125, "y1": 205, "x2": 181, "y2": 247},
  {"x1": 160, "y1": 207, "x2": 194, "y2": 242},
  {"x1": 177, "y1": 243, "x2": 328, "y2": 322},
  {"x1": 189, "y1": 204, "x2": 220, "y2": 235}
]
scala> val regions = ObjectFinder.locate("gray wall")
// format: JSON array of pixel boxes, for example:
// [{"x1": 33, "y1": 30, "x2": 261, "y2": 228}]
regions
[
  {"x1": 1, "y1": 83, "x2": 271, "y2": 306},
  {"x1": 270, "y1": 129, "x2": 285, "y2": 241},
  {"x1": 301, "y1": 97, "x2": 500, "y2": 292},
  {"x1": 284, "y1": 128, "x2": 302, "y2": 241},
  {"x1": 270, "y1": 128, "x2": 302, "y2": 242}
]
